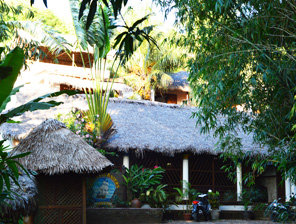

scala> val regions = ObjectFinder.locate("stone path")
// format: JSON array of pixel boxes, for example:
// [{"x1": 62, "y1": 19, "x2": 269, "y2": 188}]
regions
[{"x1": 165, "y1": 220, "x2": 275, "y2": 224}]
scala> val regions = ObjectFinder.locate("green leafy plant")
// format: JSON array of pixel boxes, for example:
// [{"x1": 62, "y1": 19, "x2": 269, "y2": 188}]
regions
[
  {"x1": 174, "y1": 180, "x2": 198, "y2": 214},
  {"x1": 56, "y1": 109, "x2": 116, "y2": 156},
  {"x1": 122, "y1": 165, "x2": 165, "y2": 200},
  {"x1": 0, "y1": 141, "x2": 30, "y2": 204},
  {"x1": 112, "y1": 195, "x2": 129, "y2": 208},
  {"x1": 1, "y1": 0, "x2": 72, "y2": 68},
  {"x1": 208, "y1": 191, "x2": 220, "y2": 210},
  {"x1": 141, "y1": 184, "x2": 173, "y2": 209},
  {"x1": 240, "y1": 187, "x2": 267, "y2": 211},
  {"x1": 68, "y1": 0, "x2": 159, "y2": 149}
]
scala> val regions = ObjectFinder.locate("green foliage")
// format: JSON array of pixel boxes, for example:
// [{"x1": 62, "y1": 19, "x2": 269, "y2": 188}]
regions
[
  {"x1": 5, "y1": 0, "x2": 74, "y2": 35},
  {"x1": 265, "y1": 195, "x2": 296, "y2": 222},
  {"x1": 111, "y1": 194, "x2": 129, "y2": 208},
  {"x1": 77, "y1": 0, "x2": 128, "y2": 28},
  {"x1": 0, "y1": 141, "x2": 30, "y2": 204},
  {"x1": 0, "y1": 0, "x2": 71, "y2": 67},
  {"x1": 69, "y1": 0, "x2": 117, "y2": 149},
  {"x1": 174, "y1": 180, "x2": 198, "y2": 213},
  {"x1": 0, "y1": 47, "x2": 24, "y2": 110},
  {"x1": 158, "y1": 0, "x2": 296, "y2": 185},
  {"x1": 56, "y1": 109, "x2": 116, "y2": 157},
  {"x1": 240, "y1": 187, "x2": 267, "y2": 211},
  {"x1": 141, "y1": 184, "x2": 172, "y2": 209},
  {"x1": 208, "y1": 191, "x2": 220, "y2": 210},
  {"x1": 119, "y1": 6, "x2": 188, "y2": 99},
  {"x1": 122, "y1": 164, "x2": 165, "y2": 200},
  {"x1": 56, "y1": 109, "x2": 101, "y2": 147}
]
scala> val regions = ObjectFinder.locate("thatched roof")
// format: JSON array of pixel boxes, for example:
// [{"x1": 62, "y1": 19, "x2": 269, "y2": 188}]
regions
[
  {"x1": 10, "y1": 119, "x2": 112, "y2": 175},
  {"x1": 168, "y1": 71, "x2": 190, "y2": 92},
  {"x1": 0, "y1": 83, "x2": 266, "y2": 156},
  {"x1": 105, "y1": 99, "x2": 266, "y2": 155},
  {"x1": 0, "y1": 173, "x2": 38, "y2": 222},
  {"x1": 19, "y1": 62, "x2": 134, "y2": 98}
]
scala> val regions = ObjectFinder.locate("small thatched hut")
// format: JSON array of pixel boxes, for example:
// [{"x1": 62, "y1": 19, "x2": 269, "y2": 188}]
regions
[
  {"x1": 10, "y1": 119, "x2": 112, "y2": 224},
  {"x1": 155, "y1": 71, "x2": 190, "y2": 104},
  {"x1": 0, "y1": 173, "x2": 38, "y2": 223}
]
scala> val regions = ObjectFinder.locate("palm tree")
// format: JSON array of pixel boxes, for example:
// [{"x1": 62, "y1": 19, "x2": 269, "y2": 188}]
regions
[
  {"x1": 68, "y1": 0, "x2": 160, "y2": 145},
  {"x1": 119, "y1": 7, "x2": 187, "y2": 100}
]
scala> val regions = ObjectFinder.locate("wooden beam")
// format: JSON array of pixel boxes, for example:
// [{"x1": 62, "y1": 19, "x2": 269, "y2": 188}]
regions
[{"x1": 82, "y1": 176, "x2": 87, "y2": 224}]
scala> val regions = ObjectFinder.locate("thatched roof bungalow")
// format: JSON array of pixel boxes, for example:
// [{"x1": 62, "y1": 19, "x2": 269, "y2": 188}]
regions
[
  {"x1": 156, "y1": 71, "x2": 190, "y2": 105},
  {"x1": 0, "y1": 83, "x2": 279, "y2": 204}
]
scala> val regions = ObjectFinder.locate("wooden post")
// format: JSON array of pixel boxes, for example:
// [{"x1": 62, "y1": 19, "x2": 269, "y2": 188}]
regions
[
  {"x1": 82, "y1": 176, "x2": 86, "y2": 224},
  {"x1": 212, "y1": 157, "x2": 215, "y2": 191}
]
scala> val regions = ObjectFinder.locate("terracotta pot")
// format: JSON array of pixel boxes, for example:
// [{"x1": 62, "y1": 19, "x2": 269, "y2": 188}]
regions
[
  {"x1": 183, "y1": 213, "x2": 192, "y2": 220},
  {"x1": 131, "y1": 198, "x2": 141, "y2": 208}
]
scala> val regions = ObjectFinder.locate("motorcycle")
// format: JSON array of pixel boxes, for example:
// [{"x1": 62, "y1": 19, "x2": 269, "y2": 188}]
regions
[
  {"x1": 192, "y1": 194, "x2": 211, "y2": 221},
  {"x1": 266, "y1": 198, "x2": 296, "y2": 222}
]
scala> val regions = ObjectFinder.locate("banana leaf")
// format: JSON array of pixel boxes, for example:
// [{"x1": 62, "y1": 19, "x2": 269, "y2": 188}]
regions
[
  {"x1": 0, "y1": 47, "x2": 24, "y2": 109},
  {"x1": 0, "y1": 90, "x2": 79, "y2": 125}
]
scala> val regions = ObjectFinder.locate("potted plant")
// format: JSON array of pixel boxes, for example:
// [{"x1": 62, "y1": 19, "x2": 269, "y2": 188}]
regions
[
  {"x1": 174, "y1": 181, "x2": 198, "y2": 220},
  {"x1": 122, "y1": 164, "x2": 165, "y2": 208},
  {"x1": 140, "y1": 184, "x2": 173, "y2": 209},
  {"x1": 240, "y1": 186, "x2": 266, "y2": 220},
  {"x1": 208, "y1": 191, "x2": 220, "y2": 219}
]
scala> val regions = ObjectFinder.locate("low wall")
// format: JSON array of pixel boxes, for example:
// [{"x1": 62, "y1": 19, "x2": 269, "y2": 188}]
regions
[{"x1": 87, "y1": 208, "x2": 163, "y2": 224}]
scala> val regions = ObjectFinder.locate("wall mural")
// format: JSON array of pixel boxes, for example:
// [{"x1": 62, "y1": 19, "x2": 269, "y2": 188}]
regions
[{"x1": 87, "y1": 173, "x2": 120, "y2": 207}]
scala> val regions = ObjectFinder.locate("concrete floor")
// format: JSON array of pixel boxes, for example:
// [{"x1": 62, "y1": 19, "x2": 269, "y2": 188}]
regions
[{"x1": 165, "y1": 220, "x2": 276, "y2": 224}]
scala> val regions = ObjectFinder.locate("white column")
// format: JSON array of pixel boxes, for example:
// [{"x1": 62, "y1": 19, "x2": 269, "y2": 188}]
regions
[
  {"x1": 291, "y1": 182, "x2": 296, "y2": 199},
  {"x1": 123, "y1": 154, "x2": 129, "y2": 169},
  {"x1": 285, "y1": 178, "x2": 291, "y2": 202},
  {"x1": 237, "y1": 163, "x2": 243, "y2": 201},
  {"x1": 183, "y1": 154, "x2": 189, "y2": 200},
  {"x1": 150, "y1": 88, "x2": 155, "y2": 102}
]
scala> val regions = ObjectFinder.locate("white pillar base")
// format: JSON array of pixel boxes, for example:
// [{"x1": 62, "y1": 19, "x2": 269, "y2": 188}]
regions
[
  {"x1": 123, "y1": 154, "x2": 129, "y2": 169},
  {"x1": 285, "y1": 178, "x2": 292, "y2": 202}
]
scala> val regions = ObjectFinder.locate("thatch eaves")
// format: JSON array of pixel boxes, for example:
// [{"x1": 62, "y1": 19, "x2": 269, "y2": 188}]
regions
[
  {"x1": 10, "y1": 119, "x2": 112, "y2": 175},
  {"x1": 104, "y1": 98, "x2": 266, "y2": 156}
]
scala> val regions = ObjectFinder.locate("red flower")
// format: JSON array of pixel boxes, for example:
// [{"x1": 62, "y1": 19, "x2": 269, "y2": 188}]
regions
[{"x1": 154, "y1": 165, "x2": 159, "y2": 169}]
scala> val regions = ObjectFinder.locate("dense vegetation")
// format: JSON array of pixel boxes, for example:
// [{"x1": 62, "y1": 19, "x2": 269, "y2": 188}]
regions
[
  {"x1": 5, "y1": 0, "x2": 74, "y2": 35},
  {"x1": 157, "y1": 0, "x2": 296, "y2": 184}
]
